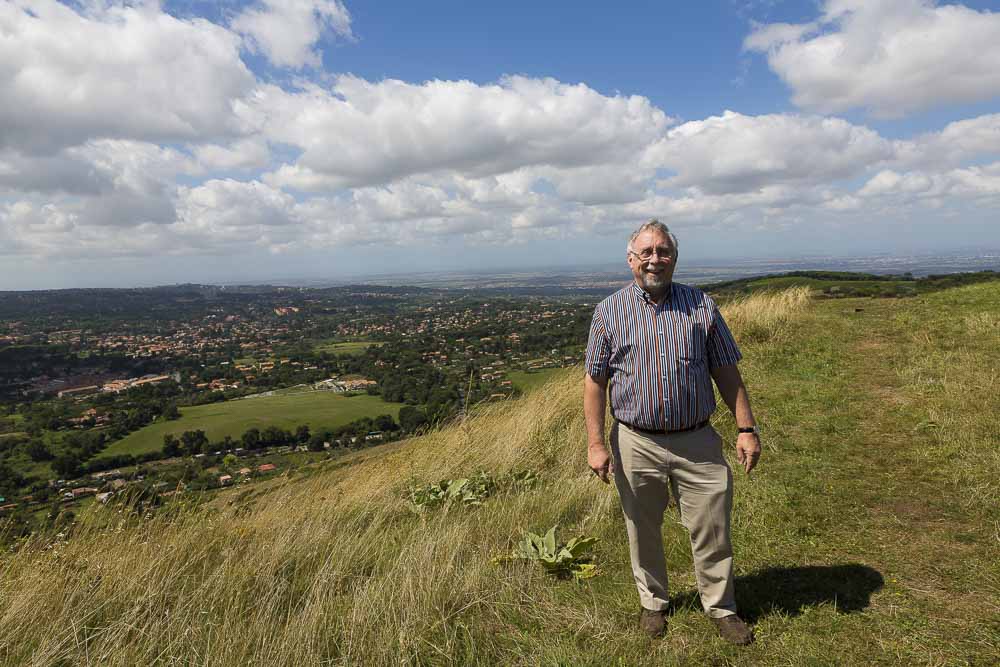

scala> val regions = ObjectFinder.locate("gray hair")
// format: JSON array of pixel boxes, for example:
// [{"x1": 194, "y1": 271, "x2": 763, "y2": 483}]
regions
[{"x1": 627, "y1": 219, "x2": 678, "y2": 256}]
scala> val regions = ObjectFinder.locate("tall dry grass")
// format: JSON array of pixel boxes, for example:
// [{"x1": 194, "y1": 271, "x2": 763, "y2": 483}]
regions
[
  {"x1": 718, "y1": 286, "x2": 812, "y2": 344},
  {"x1": 0, "y1": 287, "x2": 811, "y2": 666}
]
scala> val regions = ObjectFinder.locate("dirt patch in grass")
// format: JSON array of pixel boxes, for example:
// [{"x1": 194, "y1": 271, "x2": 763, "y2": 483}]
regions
[{"x1": 882, "y1": 499, "x2": 936, "y2": 521}]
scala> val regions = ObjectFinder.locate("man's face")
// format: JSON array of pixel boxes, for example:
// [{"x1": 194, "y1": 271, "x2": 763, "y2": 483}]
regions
[{"x1": 627, "y1": 229, "x2": 677, "y2": 294}]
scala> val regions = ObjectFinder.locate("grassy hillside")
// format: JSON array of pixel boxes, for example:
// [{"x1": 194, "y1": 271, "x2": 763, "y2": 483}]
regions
[
  {"x1": 707, "y1": 269, "x2": 999, "y2": 299},
  {"x1": 2, "y1": 284, "x2": 998, "y2": 665},
  {"x1": 98, "y1": 392, "x2": 403, "y2": 459}
]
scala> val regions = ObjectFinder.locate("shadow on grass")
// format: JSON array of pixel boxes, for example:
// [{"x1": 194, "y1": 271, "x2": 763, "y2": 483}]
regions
[{"x1": 668, "y1": 564, "x2": 884, "y2": 623}]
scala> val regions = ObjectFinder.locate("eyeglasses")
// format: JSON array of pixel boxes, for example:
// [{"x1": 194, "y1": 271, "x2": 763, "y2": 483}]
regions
[{"x1": 628, "y1": 246, "x2": 675, "y2": 262}]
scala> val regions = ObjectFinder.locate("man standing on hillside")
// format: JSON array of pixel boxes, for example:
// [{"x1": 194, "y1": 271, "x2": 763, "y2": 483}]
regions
[{"x1": 583, "y1": 220, "x2": 761, "y2": 645}]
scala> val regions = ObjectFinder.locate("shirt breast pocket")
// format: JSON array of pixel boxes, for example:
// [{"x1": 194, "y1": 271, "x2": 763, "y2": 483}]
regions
[
  {"x1": 677, "y1": 322, "x2": 708, "y2": 365},
  {"x1": 679, "y1": 352, "x2": 707, "y2": 377}
]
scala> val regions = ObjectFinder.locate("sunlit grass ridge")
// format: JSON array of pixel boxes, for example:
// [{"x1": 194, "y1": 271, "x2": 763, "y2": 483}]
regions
[
  {"x1": 0, "y1": 288, "x2": 810, "y2": 665},
  {"x1": 719, "y1": 285, "x2": 811, "y2": 343},
  {"x1": 4, "y1": 285, "x2": 937, "y2": 666}
]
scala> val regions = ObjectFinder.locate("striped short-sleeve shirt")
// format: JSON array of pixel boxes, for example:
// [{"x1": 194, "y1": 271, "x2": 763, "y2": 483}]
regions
[{"x1": 585, "y1": 281, "x2": 742, "y2": 431}]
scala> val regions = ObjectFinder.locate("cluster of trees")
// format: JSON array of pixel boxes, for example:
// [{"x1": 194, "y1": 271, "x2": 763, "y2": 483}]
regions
[
  {"x1": 51, "y1": 431, "x2": 109, "y2": 477},
  {"x1": 18, "y1": 383, "x2": 181, "y2": 439},
  {"x1": 320, "y1": 302, "x2": 590, "y2": 427},
  {"x1": 0, "y1": 461, "x2": 25, "y2": 500},
  {"x1": 82, "y1": 451, "x2": 163, "y2": 476},
  {"x1": 1, "y1": 437, "x2": 46, "y2": 470},
  {"x1": 159, "y1": 414, "x2": 405, "y2": 460},
  {"x1": 13, "y1": 429, "x2": 164, "y2": 479},
  {"x1": 0, "y1": 385, "x2": 188, "y2": 486},
  {"x1": 398, "y1": 406, "x2": 429, "y2": 433},
  {"x1": 26, "y1": 439, "x2": 54, "y2": 462},
  {"x1": 338, "y1": 346, "x2": 463, "y2": 421},
  {"x1": 18, "y1": 402, "x2": 73, "y2": 434}
]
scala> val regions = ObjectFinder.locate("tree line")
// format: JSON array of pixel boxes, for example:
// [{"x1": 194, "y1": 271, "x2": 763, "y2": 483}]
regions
[{"x1": 156, "y1": 411, "x2": 413, "y2": 460}]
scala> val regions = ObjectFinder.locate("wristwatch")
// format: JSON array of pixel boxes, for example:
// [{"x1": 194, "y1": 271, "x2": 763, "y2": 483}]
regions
[{"x1": 737, "y1": 425, "x2": 760, "y2": 436}]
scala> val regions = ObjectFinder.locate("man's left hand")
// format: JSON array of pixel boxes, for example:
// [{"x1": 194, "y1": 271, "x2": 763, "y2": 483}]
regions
[{"x1": 735, "y1": 433, "x2": 761, "y2": 474}]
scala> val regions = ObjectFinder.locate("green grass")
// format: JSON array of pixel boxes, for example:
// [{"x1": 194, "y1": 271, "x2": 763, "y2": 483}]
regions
[
  {"x1": 2, "y1": 285, "x2": 998, "y2": 665},
  {"x1": 705, "y1": 283, "x2": 1000, "y2": 665},
  {"x1": 508, "y1": 368, "x2": 563, "y2": 393},
  {"x1": 314, "y1": 340, "x2": 381, "y2": 355},
  {"x1": 708, "y1": 269, "x2": 999, "y2": 300},
  {"x1": 97, "y1": 392, "x2": 404, "y2": 459}
]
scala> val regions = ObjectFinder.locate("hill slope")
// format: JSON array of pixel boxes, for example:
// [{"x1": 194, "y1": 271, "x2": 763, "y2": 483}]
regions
[
  {"x1": 1, "y1": 284, "x2": 998, "y2": 665},
  {"x1": 706, "y1": 269, "x2": 999, "y2": 298}
]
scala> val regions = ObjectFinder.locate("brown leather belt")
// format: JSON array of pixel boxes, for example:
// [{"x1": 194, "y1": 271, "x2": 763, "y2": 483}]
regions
[{"x1": 618, "y1": 419, "x2": 709, "y2": 436}]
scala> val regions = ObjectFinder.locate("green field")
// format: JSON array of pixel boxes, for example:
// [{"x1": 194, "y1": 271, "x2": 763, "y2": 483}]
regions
[
  {"x1": 507, "y1": 367, "x2": 563, "y2": 393},
  {"x1": 98, "y1": 392, "x2": 403, "y2": 459},
  {"x1": 314, "y1": 341, "x2": 382, "y2": 355}
]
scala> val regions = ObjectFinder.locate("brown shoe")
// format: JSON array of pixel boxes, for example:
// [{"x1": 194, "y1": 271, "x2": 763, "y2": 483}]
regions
[
  {"x1": 711, "y1": 614, "x2": 754, "y2": 645},
  {"x1": 639, "y1": 607, "x2": 667, "y2": 638}
]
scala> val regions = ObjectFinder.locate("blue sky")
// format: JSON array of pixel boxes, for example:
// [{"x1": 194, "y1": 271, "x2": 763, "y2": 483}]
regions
[
  {"x1": 319, "y1": 1, "x2": 795, "y2": 113},
  {"x1": 1, "y1": 0, "x2": 999, "y2": 288}
]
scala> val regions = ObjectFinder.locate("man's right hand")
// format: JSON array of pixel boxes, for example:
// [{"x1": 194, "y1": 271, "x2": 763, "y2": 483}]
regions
[{"x1": 588, "y1": 443, "x2": 613, "y2": 483}]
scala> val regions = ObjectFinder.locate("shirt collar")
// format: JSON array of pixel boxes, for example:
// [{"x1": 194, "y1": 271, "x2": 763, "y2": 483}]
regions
[{"x1": 631, "y1": 280, "x2": 673, "y2": 306}]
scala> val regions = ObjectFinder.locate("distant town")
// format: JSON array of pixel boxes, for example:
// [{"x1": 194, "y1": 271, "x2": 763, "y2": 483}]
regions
[{"x1": 0, "y1": 282, "x2": 599, "y2": 537}]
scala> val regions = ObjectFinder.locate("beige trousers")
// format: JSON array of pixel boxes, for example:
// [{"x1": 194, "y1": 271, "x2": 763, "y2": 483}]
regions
[{"x1": 611, "y1": 421, "x2": 737, "y2": 618}]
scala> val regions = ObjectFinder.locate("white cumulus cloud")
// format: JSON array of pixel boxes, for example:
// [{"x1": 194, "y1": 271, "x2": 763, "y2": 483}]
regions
[
  {"x1": 178, "y1": 179, "x2": 299, "y2": 234},
  {"x1": 745, "y1": 0, "x2": 1000, "y2": 118},
  {"x1": 648, "y1": 111, "x2": 893, "y2": 194},
  {"x1": 0, "y1": 0, "x2": 255, "y2": 152},
  {"x1": 860, "y1": 163, "x2": 1000, "y2": 200},
  {"x1": 232, "y1": 0, "x2": 353, "y2": 69},
  {"x1": 893, "y1": 114, "x2": 1000, "y2": 168},
  {"x1": 192, "y1": 138, "x2": 272, "y2": 172},
  {"x1": 257, "y1": 76, "x2": 672, "y2": 189}
]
